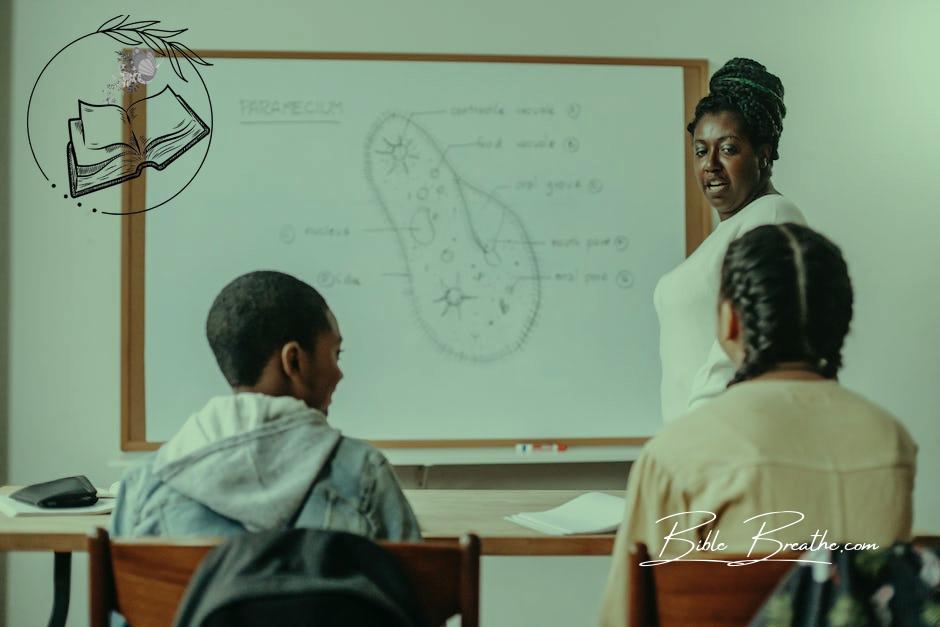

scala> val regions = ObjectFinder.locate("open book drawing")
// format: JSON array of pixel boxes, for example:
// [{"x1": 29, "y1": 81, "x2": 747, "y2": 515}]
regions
[
  {"x1": 66, "y1": 85, "x2": 209, "y2": 197},
  {"x1": 505, "y1": 492, "x2": 626, "y2": 536}
]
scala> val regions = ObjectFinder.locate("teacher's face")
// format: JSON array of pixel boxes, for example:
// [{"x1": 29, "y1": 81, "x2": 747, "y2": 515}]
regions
[{"x1": 692, "y1": 111, "x2": 768, "y2": 221}]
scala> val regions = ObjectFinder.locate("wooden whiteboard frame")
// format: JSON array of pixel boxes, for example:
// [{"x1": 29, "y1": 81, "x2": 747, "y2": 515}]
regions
[{"x1": 120, "y1": 52, "x2": 710, "y2": 451}]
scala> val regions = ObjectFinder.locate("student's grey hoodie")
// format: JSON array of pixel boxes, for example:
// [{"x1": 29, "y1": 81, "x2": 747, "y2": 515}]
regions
[{"x1": 111, "y1": 393, "x2": 421, "y2": 541}]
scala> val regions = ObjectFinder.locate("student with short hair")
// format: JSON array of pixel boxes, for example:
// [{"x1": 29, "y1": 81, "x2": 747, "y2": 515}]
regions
[
  {"x1": 600, "y1": 224, "x2": 916, "y2": 626},
  {"x1": 112, "y1": 270, "x2": 421, "y2": 540}
]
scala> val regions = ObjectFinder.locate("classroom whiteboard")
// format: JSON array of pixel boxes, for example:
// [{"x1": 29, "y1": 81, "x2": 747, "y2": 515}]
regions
[{"x1": 120, "y1": 53, "x2": 709, "y2": 450}]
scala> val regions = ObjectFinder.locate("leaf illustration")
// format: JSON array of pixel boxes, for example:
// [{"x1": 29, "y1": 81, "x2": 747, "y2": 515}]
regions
[
  {"x1": 141, "y1": 33, "x2": 183, "y2": 81},
  {"x1": 168, "y1": 41, "x2": 212, "y2": 67},
  {"x1": 121, "y1": 20, "x2": 160, "y2": 30},
  {"x1": 103, "y1": 30, "x2": 143, "y2": 46},
  {"x1": 141, "y1": 28, "x2": 188, "y2": 38},
  {"x1": 138, "y1": 31, "x2": 168, "y2": 56},
  {"x1": 96, "y1": 16, "x2": 209, "y2": 82},
  {"x1": 98, "y1": 15, "x2": 128, "y2": 32},
  {"x1": 167, "y1": 47, "x2": 187, "y2": 82}
]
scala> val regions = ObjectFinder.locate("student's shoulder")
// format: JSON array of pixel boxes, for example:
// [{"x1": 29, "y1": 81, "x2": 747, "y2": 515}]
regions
[
  {"x1": 111, "y1": 457, "x2": 164, "y2": 536},
  {"x1": 643, "y1": 414, "x2": 716, "y2": 467},
  {"x1": 645, "y1": 390, "x2": 764, "y2": 469},
  {"x1": 119, "y1": 456, "x2": 160, "y2": 493},
  {"x1": 116, "y1": 456, "x2": 181, "y2": 509},
  {"x1": 828, "y1": 385, "x2": 918, "y2": 457},
  {"x1": 332, "y1": 436, "x2": 392, "y2": 471}
]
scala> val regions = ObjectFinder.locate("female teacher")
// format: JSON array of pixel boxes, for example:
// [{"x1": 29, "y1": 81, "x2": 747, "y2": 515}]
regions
[{"x1": 655, "y1": 57, "x2": 805, "y2": 422}]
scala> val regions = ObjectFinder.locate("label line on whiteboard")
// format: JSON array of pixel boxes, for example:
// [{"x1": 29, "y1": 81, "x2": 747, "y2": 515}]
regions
[{"x1": 239, "y1": 120, "x2": 341, "y2": 125}]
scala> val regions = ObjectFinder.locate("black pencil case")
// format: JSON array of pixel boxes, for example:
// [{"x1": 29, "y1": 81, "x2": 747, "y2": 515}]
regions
[{"x1": 9, "y1": 475, "x2": 99, "y2": 508}]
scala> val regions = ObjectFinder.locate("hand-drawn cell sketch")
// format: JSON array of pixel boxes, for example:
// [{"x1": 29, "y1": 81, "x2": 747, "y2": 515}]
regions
[{"x1": 365, "y1": 113, "x2": 540, "y2": 361}]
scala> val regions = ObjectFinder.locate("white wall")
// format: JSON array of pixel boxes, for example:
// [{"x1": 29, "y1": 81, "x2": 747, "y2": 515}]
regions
[
  {"x1": 0, "y1": 1, "x2": 11, "y2": 624},
  {"x1": 5, "y1": 1, "x2": 940, "y2": 625}
]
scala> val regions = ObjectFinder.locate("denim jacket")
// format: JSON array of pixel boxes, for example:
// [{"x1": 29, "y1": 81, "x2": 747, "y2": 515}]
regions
[{"x1": 111, "y1": 394, "x2": 421, "y2": 541}]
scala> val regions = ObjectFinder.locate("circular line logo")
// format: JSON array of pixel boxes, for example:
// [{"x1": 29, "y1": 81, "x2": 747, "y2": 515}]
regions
[{"x1": 26, "y1": 15, "x2": 213, "y2": 216}]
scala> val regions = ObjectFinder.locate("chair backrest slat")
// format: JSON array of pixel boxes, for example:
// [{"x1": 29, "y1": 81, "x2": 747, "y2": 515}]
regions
[
  {"x1": 630, "y1": 544, "x2": 798, "y2": 627},
  {"x1": 111, "y1": 544, "x2": 215, "y2": 626},
  {"x1": 88, "y1": 528, "x2": 481, "y2": 627}
]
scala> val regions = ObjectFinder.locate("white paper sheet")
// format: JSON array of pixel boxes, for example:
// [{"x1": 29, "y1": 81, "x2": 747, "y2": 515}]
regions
[
  {"x1": 505, "y1": 492, "x2": 625, "y2": 536},
  {"x1": 0, "y1": 494, "x2": 114, "y2": 517}
]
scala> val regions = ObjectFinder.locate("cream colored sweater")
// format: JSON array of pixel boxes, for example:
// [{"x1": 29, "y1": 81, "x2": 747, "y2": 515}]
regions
[{"x1": 600, "y1": 379, "x2": 917, "y2": 626}]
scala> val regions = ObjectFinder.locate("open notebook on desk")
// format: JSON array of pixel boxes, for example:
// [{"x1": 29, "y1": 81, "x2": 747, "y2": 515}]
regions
[{"x1": 505, "y1": 492, "x2": 626, "y2": 536}]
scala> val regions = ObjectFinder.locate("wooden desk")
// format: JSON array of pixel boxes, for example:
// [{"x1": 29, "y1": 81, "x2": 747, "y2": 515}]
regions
[
  {"x1": 410, "y1": 490, "x2": 616, "y2": 555},
  {"x1": 1, "y1": 486, "x2": 613, "y2": 626},
  {"x1": 0, "y1": 487, "x2": 616, "y2": 555}
]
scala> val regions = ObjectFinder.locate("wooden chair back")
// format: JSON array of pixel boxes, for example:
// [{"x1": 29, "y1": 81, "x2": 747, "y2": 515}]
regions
[
  {"x1": 629, "y1": 544, "x2": 799, "y2": 627},
  {"x1": 88, "y1": 527, "x2": 480, "y2": 627}
]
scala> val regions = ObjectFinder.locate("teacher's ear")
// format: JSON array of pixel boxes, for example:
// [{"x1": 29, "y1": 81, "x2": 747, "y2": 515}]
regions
[
  {"x1": 758, "y1": 144, "x2": 772, "y2": 175},
  {"x1": 717, "y1": 299, "x2": 745, "y2": 366}
]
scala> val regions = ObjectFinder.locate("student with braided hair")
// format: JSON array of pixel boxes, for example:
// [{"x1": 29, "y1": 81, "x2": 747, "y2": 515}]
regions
[
  {"x1": 656, "y1": 57, "x2": 806, "y2": 423},
  {"x1": 600, "y1": 224, "x2": 916, "y2": 627}
]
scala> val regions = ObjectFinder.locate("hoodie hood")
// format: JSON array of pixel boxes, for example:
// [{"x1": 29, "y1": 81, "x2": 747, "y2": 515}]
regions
[{"x1": 153, "y1": 393, "x2": 341, "y2": 531}]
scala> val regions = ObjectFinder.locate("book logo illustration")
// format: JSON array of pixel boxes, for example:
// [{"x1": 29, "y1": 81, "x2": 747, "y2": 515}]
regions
[
  {"x1": 67, "y1": 86, "x2": 209, "y2": 197},
  {"x1": 27, "y1": 15, "x2": 213, "y2": 215},
  {"x1": 104, "y1": 48, "x2": 160, "y2": 100}
]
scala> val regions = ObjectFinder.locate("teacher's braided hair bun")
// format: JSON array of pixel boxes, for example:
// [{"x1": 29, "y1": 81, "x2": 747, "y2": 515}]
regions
[
  {"x1": 719, "y1": 223, "x2": 853, "y2": 386},
  {"x1": 688, "y1": 58, "x2": 787, "y2": 162}
]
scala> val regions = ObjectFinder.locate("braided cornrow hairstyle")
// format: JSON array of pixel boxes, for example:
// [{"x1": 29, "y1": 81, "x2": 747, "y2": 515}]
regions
[
  {"x1": 688, "y1": 58, "x2": 787, "y2": 167},
  {"x1": 719, "y1": 223, "x2": 853, "y2": 386}
]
